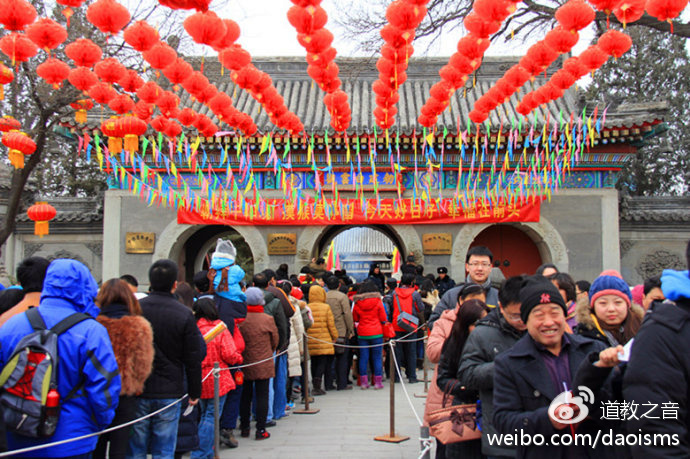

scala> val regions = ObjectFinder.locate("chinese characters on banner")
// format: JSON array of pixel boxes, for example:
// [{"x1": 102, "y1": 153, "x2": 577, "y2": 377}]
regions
[{"x1": 177, "y1": 198, "x2": 542, "y2": 226}]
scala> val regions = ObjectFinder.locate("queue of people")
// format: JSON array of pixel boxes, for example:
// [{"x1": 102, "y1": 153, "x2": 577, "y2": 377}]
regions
[{"x1": 0, "y1": 239, "x2": 688, "y2": 459}]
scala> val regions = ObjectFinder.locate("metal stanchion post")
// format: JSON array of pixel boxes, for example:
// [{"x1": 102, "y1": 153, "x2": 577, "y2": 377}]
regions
[
  {"x1": 420, "y1": 426, "x2": 431, "y2": 459},
  {"x1": 213, "y1": 362, "x2": 220, "y2": 458},
  {"x1": 415, "y1": 331, "x2": 429, "y2": 398},
  {"x1": 294, "y1": 334, "x2": 319, "y2": 415},
  {"x1": 375, "y1": 341, "x2": 409, "y2": 443}
]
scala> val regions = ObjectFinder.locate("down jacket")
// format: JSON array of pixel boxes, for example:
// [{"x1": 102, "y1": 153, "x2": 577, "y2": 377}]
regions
[
  {"x1": 239, "y1": 306, "x2": 279, "y2": 380},
  {"x1": 326, "y1": 289, "x2": 354, "y2": 338},
  {"x1": 423, "y1": 307, "x2": 456, "y2": 426},
  {"x1": 287, "y1": 297, "x2": 306, "y2": 378},
  {"x1": 197, "y1": 318, "x2": 243, "y2": 398},
  {"x1": 352, "y1": 292, "x2": 387, "y2": 338},
  {"x1": 573, "y1": 296, "x2": 644, "y2": 346},
  {"x1": 457, "y1": 308, "x2": 525, "y2": 456},
  {"x1": 97, "y1": 303, "x2": 154, "y2": 396},
  {"x1": 306, "y1": 285, "x2": 338, "y2": 356},
  {"x1": 0, "y1": 259, "x2": 121, "y2": 458}
]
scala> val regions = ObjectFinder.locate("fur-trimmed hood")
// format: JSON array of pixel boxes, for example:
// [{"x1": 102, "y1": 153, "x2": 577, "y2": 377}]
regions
[{"x1": 575, "y1": 294, "x2": 645, "y2": 331}]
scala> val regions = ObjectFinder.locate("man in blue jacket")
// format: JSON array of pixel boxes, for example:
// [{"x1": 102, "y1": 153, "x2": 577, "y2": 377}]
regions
[{"x1": 0, "y1": 259, "x2": 121, "y2": 458}]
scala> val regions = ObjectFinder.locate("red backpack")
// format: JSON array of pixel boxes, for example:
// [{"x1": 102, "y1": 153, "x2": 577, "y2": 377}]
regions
[{"x1": 393, "y1": 291, "x2": 419, "y2": 333}]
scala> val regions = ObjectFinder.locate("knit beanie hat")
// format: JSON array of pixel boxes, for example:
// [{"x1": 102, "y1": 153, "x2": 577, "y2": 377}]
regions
[
  {"x1": 245, "y1": 287, "x2": 265, "y2": 306},
  {"x1": 589, "y1": 270, "x2": 631, "y2": 308},
  {"x1": 211, "y1": 238, "x2": 236, "y2": 264},
  {"x1": 519, "y1": 277, "x2": 567, "y2": 323}
]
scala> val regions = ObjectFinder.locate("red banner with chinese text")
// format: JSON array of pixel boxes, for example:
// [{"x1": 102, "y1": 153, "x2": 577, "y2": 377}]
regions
[{"x1": 177, "y1": 198, "x2": 541, "y2": 226}]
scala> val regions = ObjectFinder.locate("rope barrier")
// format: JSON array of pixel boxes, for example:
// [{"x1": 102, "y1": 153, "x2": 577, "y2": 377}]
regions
[
  {"x1": 303, "y1": 323, "x2": 427, "y2": 349},
  {"x1": 0, "y1": 324, "x2": 430, "y2": 457},
  {"x1": 388, "y1": 341, "x2": 424, "y2": 427}
]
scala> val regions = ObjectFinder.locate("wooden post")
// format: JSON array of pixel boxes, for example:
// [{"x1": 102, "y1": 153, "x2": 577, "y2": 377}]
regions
[
  {"x1": 375, "y1": 341, "x2": 409, "y2": 443},
  {"x1": 294, "y1": 333, "x2": 319, "y2": 415}
]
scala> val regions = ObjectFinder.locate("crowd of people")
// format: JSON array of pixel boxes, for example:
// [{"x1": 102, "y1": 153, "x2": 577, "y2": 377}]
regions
[{"x1": 0, "y1": 237, "x2": 687, "y2": 459}]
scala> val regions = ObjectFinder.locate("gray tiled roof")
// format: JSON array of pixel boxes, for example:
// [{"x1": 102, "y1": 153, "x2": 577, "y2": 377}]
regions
[
  {"x1": 66, "y1": 56, "x2": 666, "y2": 136},
  {"x1": 333, "y1": 227, "x2": 395, "y2": 255}
]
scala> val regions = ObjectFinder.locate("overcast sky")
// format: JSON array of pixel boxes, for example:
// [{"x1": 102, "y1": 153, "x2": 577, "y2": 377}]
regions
[{"x1": 221, "y1": 0, "x2": 595, "y2": 58}]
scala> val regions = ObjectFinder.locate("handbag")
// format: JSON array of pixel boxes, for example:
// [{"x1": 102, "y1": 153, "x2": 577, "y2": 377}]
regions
[
  {"x1": 394, "y1": 293, "x2": 419, "y2": 333},
  {"x1": 334, "y1": 337, "x2": 347, "y2": 355},
  {"x1": 382, "y1": 322, "x2": 395, "y2": 340},
  {"x1": 428, "y1": 383, "x2": 481, "y2": 444}
]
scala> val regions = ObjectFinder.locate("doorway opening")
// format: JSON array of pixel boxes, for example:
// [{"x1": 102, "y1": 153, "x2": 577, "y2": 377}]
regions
[
  {"x1": 183, "y1": 225, "x2": 254, "y2": 283},
  {"x1": 470, "y1": 224, "x2": 543, "y2": 278}
]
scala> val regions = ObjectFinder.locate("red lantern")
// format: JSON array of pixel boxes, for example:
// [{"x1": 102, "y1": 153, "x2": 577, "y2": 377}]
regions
[
  {"x1": 100, "y1": 117, "x2": 124, "y2": 153},
  {"x1": 645, "y1": 0, "x2": 687, "y2": 30},
  {"x1": 463, "y1": 13, "x2": 501, "y2": 38},
  {"x1": 474, "y1": 0, "x2": 515, "y2": 22},
  {"x1": 429, "y1": 80, "x2": 453, "y2": 102},
  {"x1": 2, "y1": 130, "x2": 35, "y2": 169},
  {"x1": 597, "y1": 29, "x2": 632, "y2": 58},
  {"x1": 164, "y1": 120, "x2": 182, "y2": 139},
  {"x1": 136, "y1": 81, "x2": 162, "y2": 103},
  {"x1": 555, "y1": 0, "x2": 595, "y2": 32},
  {"x1": 457, "y1": 36, "x2": 490, "y2": 61},
  {"x1": 579, "y1": 45, "x2": 608, "y2": 72},
  {"x1": 27, "y1": 202, "x2": 56, "y2": 237},
  {"x1": 65, "y1": 39, "x2": 102, "y2": 68},
  {"x1": 184, "y1": 11, "x2": 226, "y2": 46},
  {"x1": 88, "y1": 81, "x2": 117, "y2": 105},
  {"x1": 380, "y1": 25, "x2": 414, "y2": 49},
  {"x1": 133, "y1": 100, "x2": 153, "y2": 121},
  {"x1": 504, "y1": 64, "x2": 530, "y2": 88},
  {"x1": 380, "y1": 44, "x2": 413, "y2": 64},
  {"x1": 212, "y1": 19, "x2": 241, "y2": 51},
  {"x1": 118, "y1": 69, "x2": 144, "y2": 92},
  {"x1": 0, "y1": 64, "x2": 14, "y2": 100},
  {"x1": 26, "y1": 18, "x2": 67, "y2": 51},
  {"x1": 182, "y1": 71, "x2": 209, "y2": 97},
  {"x1": 119, "y1": 116, "x2": 147, "y2": 152},
  {"x1": 219, "y1": 45, "x2": 251, "y2": 71},
  {"x1": 196, "y1": 84, "x2": 217, "y2": 104},
  {"x1": 56, "y1": 0, "x2": 84, "y2": 26},
  {"x1": 95, "y1": 57, "x2": 127, "y2": 84},
  {"x1": 86, "y1": 0, "x2": 131, "y2": 35},
  {"x1": 449, "y1": 52, "x2": 477, "y2": 74},
  {"x1": 563, "y1": 56, "x2": 589, "y2": 78},
  {"x1": 545, "y1": 26, "x2": 579, "y2": 53},
  {"x1": 0, "y1": 116, "x2": 21, "y2": 132},
  {"x1": 525, "y1": 42, "x2": 559, "y2": 74},
  {"x1": 162, "y1": 58, "x2": 193, "y2": 88},
  {"x1": 156, "y1": 91, "x2": 180, "y2": 118},
  {"x1": 589, "y1": 0, "x2": 623, "y2": 14},
  {"x1": 468, "y1": 109, "x2": 488, "y2": 125},
  {"x1": 0, "y1": 0, "x2": 37, "y2": 31},
  {"x1": 0, "y1": 33, "x2": 38, "y2": 64},
  {"x1": 417, "y1": 113, "x2": 437, "y2": 128},
  {"x1": 297, "y1": 28, "x2": 334, "y2": 54},
  {"x1": 36, "y1": 58, "x2": 70, "y2": 88},
  {"x1": 68, "y1": 66, "x2": 98, "y2": 92},
  {"x1": 208, "y1": 92, "x2": 233, "y2": 121},
  {"x1": 124, "y1": 20, "x2": 159, "y2": 52},
  {"x1": 439, "y1": 64, "x2": 468, "y2": 89},
  {"x1": 143, "y1": 42, "x2": 177, "y2": 70},
  {"x1": 613, "y1": 0, "x2": 645, "y2": 26},
  {"x1": 108, "y1": 93, "x2": 134, "y2": 114},
  {"x1": 177, "y1": 107, "x2": 198, "y2": 126},
  {"x1": 386, "y1": 0, "x2": 426, "y2": 30},
  {"x1": 307, "y1": 62, "x2": 339, "y2": 85},
  {"x1": 70, "y1": 99, "x2": 94, "y2": 123},
  {"x1": 287, "y1": 5, "x2": 328, "y2": 34},
  {"x1": 551, "y1": 69, "x2": 577, "y2": 90},
  {"x1": 150, "y1": 115, "x2": 169, "y2": 133}
]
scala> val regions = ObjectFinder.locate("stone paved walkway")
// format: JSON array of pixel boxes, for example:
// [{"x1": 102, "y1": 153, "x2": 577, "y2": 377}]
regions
[{"x1": 220, "y1": 373, "x2": 432, "y2": 458}]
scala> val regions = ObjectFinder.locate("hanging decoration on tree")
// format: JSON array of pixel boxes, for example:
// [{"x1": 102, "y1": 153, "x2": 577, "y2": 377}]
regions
[
  {"x1": 2, "y1": 130, "x2": 36, "y2": 168},
  {"x1": 27, "y1": 202, "x2": 56, "y2": 237},
  {"x1": 0, "y1": 116, "x2": 21, "y2": 132},
  {"x1": 26, "y1": 18, "x2": 68, "y2": 53},
  {"x1": 70, "y1": 99, "x2": 94, "y2": 123},
  {"x1": 86, "y1": 0, "x2": 131, "y2": 36},
  {"x1": 36, "y1": 57, "x2": 70, "y2": 88},
  {"x1": 0, "y1": 33, "x2": 38, "y2": 65},
  {"x1": 0, "y1": 63, "x2": 14, "y2": 100},
  {"x1": 0, "y1": 0, "x2": 37, "y2": 32}
]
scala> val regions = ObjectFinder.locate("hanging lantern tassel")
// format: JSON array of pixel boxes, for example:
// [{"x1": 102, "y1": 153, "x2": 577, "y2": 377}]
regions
[
  {"x1": 108, "y1": 137, "x2": 122, "y2": 154},
  {"x1": 62, "y1": 8, "x2": 73, "y2": 27},
  {"x1": 8, "y1": 148, "x2": 24, "y2": 168},
  {"x1": 75, "y1": 109, "x2": 87, "y2": 123},
  {"x1": 125, "y1": 134, "x2": 139, "y2": 152}
]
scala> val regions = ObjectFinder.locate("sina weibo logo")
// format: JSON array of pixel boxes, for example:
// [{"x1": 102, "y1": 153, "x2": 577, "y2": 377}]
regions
[{"x1": 540, "y1": 293, "x2": 551, "y2": 304}]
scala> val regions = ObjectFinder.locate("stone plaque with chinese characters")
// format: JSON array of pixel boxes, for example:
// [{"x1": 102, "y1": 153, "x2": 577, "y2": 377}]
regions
[
  {"x1": 268, "y1": 233, "x2": 297, "y2": 255},
  {"x1": 125, "y1": 232, "x2": 155, "y2": 254},
  {"x1": 422, "y1": 233, "x2": 452, "y2": 255}
]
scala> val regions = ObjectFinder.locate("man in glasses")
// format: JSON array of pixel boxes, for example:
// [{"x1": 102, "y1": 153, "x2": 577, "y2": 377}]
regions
[
  {"x1": 428, "y1": 246, "x2": 500, "y2": 328},
  {"x1": 458, "y1": 276, "x2": 528, "y2": 458}
]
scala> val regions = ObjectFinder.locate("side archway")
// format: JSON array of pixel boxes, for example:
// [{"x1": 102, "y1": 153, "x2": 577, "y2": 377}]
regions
[{"x1": 450, "y1": 217, "x2": 569, "y2": 279}]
